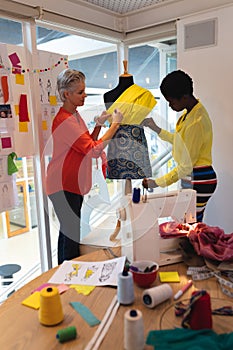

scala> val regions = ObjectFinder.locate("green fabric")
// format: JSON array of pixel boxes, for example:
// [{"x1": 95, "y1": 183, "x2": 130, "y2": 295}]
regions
[
  {"x1": 146, "y1": 329, "x2": 233, "y2": 350},
  {"x1": 69, "y1": 301, "x2": 101, "y2": 327},
  {"x1": 7, "y1": 152, "x2": 18, "y2": 175}
]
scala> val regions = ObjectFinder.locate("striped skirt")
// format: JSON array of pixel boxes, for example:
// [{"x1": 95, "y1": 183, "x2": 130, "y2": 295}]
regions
[{"x1": 181, "y1": 165, "x2": 217, "y2": 222}]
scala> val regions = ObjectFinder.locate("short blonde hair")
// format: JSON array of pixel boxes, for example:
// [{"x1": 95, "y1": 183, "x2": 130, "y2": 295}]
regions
[{"x1": 57, "y1": 69, "x2": 85, "y2": 102}]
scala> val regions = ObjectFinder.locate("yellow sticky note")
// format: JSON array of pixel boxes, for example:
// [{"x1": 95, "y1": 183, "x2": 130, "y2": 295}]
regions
[
  {"x1": 42, "y1": 120, "x2": 47, "y2": 130},
  {"x1": 70, "y1": 284, "x2": 95, "y2": 296},
  {"x1": 15, "y1": 74, "x2": 25, "y2": 85},
  {"x1": 22, "y1": 291, "x2": 40, "y2": 309},
  {"x1": 14, "y1": 105, "x2": 19, "y2": 116},
  {"x1": 19, "y1": 122, "x2": 28, "y2": 132},
  {"x1": 159, "y1": 271, "x2": 180, "y2": 283},
  {"x1": 49, "y1": 95, "x2": 57, "y2": 106}
]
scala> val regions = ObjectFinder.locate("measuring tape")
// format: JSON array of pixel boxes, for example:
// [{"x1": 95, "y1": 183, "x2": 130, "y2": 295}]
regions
[{"x1": 187, "y1": 266, "x2": 233, "y2": 298}]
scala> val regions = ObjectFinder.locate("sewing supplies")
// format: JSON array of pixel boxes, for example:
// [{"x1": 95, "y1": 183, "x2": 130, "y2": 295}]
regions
[
  {"x1": 142, "y1": 186, "x2": 147, "y2": 203},
  {"x1": 187, "y1": 265, "x2": 233, "y2": 298},
  {"x1": 39, "y1": 286, "x2": 64, "y2": 326},
  {"x1": 117, "y1": 270, "x2": 134, "y2": 305},
  {"x1": 85, "y1": 295, "x2": 120, "y2": 350},
  {"x1": 159, "y1": 271, "x2": 180, "y2": 283},
  {"x1": 130, "y1": 261, "x2": 159, "y2": 288},
  {"x1": 130, "y1": 264, "x2": 157, "y2": 273},
  {"x1": 56, "y1": 326, "x2": 77, "y2": 343},
  {"x1": 175, "y1": 290, "x2": 212, "y2": 330},
  {"x1": 174, "y1": 280, "x2": 193, "y2": 300},
  {"x1": 124, "y1": 309, "x2": 144, "y2": 350},
  {"x1": 142, "y1": 283, "x2": 173, "y2": 308},
  {"x1": 132, "y1": 187, "x2": 141, "y2": 203}
]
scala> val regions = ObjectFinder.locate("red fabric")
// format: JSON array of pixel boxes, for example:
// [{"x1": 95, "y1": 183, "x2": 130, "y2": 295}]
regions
[
  {"x1": 159, "y1": 221, "x2": 191, "y2": 238},
  {"x1": 189, "y1": 291, "x2": 212, "y2": 330},
  {"x1": 19, "y1": 94, "x2": 30, "y2": 122},
  {"x1": 46, "y1": 107, "x2": 104, "y2": 196},
  {"x1": 188, "y1": 223, "x2": 233, "y2": 262}
]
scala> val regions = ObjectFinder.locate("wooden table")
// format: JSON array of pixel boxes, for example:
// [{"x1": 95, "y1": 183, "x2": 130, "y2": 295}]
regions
[{"x1": 0, "y1": 247, "x2": 232, "y2": 350}]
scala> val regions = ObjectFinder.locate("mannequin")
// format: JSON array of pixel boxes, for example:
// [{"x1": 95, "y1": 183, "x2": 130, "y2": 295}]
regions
[
  {"x1": 104, "y1": 61, "x2": 156, "y2": 241},
  {"x1": 103, "y1": 60, "x2": 155, "y2": 180},
  {"x1": 104, "y1": 61, "x2": 134, "y2": 108}
]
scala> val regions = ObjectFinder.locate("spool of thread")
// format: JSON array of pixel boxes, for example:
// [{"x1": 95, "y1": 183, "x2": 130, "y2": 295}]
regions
[
  {"x1": 117, "y1": 271, "x2": 134, "y2": 305},
  {"x1": 142, "y1": 283, "x2": 173, "y2": 309},
  {"x1": 56, "y1": 326, "x2": 77, "y2": 343},
  {"x1": 124, "y1": 309, "x2": 144, "y2": 350},
  {"x1": 39, "y1": 286, "x2": 64, "y2": 326},
  {"x1": 189, "y1": 290, "x2": 212, "y2": 330},
  {"x1": 125, "y1": 178, "x2": 132, "y2": 195},
  {"x1": 132, "y1": 188, "x2": 141, "y2": 203}
]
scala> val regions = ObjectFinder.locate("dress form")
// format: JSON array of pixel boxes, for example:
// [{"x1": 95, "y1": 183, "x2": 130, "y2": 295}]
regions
[
  {"x1": 104, "y1": 61, "x2": 152, "y2": 241},
  {"x1": 103, "y1": 60, "x2": 152, "y2": 180},
  {"x1": 104, "y1": 61, "x2": 134, "y2": 109}
]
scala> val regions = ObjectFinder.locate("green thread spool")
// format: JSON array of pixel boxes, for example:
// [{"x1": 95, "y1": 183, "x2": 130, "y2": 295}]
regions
[{"x1": 56, "y1": 326, "x2": 77, "y2": 343}]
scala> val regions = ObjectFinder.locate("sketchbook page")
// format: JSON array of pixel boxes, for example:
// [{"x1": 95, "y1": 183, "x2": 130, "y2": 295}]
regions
[{"x1": 48, "y1": 256, "x2": 126, "y2": 286}]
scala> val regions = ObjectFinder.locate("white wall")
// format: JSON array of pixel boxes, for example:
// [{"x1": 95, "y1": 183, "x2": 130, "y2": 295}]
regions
[{"x1": 177, "y1": 5, "x2": 233, "y2": 232}]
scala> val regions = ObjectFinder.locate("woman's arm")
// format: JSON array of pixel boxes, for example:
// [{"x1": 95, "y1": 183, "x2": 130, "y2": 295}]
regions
[{"x1": 91, "y1": 111, "x2": 111, "y2": 140}]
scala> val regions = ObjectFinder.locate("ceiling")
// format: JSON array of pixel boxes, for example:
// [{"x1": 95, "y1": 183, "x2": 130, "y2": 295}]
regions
[{"x1": 77, "y1": 0, "x2": 175, "y2": 14}]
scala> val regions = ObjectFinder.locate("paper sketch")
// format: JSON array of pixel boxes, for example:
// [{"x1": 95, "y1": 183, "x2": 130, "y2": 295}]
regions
[{"x1": 48, "y1": 256, "x2": 126, "y2": 286}]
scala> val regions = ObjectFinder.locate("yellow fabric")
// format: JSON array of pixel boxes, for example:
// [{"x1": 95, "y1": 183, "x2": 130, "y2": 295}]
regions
[
  {"x1": 107, "y1": 84, "x2": 157, "y2": 125},
  {"x1": 156, "y1": 101, "x2": 213, "y2": 187},
  {"x1": 70, "y1": 284, "x2": 95, "y2": 296},
  {"x1": 21, "y1": 291, "x2": 40, "y2": 310}
]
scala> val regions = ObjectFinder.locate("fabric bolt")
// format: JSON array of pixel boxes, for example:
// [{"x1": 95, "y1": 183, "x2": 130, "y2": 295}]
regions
[{"x1": 179, "y1": 290, "x2": 212, "y2": 330}]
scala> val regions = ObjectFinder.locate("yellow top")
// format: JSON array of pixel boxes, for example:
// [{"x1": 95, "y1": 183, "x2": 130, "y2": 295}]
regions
[
  {"x1": 107, "y1": 84, "x2": 157, "y2": 125},
  {"x1": 156, "y1": 101, "x2": 213, "y2": 187}
]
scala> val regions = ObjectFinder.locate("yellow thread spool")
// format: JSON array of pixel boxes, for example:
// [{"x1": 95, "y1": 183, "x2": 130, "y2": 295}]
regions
[{"x1": 39, "y1": 286, "x2": 64, "y2": 326}]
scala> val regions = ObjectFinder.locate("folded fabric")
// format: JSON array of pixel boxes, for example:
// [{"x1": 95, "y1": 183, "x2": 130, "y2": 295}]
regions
[{"x1": 146, "y1": 328, "x2": 233, "y2": 350}]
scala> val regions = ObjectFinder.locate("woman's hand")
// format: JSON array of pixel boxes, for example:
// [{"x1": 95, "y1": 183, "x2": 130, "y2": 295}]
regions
[
  {"x1": 141, "y1": 118, "x2": 161, "y2": 134},
  {"x1": 142, "y1": 178, "x2": 158, "y2": 189},
  {"x1": 95, "y1": 111, "x2": 111, "y2": 126},
  {"x1": 112, "y1": 108, "x2": 123, "y2": 124}
]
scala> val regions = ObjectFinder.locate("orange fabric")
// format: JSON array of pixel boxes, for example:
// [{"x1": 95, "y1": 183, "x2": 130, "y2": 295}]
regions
[{"x1": 1, "y1": 76, "x2": 9, "y2": 103}]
